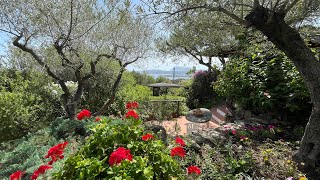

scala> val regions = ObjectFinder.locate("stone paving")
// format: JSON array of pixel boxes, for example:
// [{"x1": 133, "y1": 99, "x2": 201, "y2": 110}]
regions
[{"x1": 145, "y1": 106, "x2": 229, "y2": 136}]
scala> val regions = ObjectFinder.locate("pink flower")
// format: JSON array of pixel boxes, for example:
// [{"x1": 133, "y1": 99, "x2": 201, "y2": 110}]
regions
[
  {"x1": 76, "y1": 109, "x2": 91, "y2": 120},
  {"x1": 142, "y1": 133, "x2": 154, "y2": 141},
  {"x1": 9, "y1": 170, "x2": 25, "y2": 180},
  {"x1": 109, "y1": 147, "x2": 133, "y2": 166},
  {"x1": 187, "y1": 165, "x2": 201, "y2": 175},
  {"x1": 231, "y1": 129, "x2": 237, "y2": 135},
  {"x1": 175, "y1": 137, "x2": 186, "y2": 146},
  {"x1": 268, "y1": 125, "x2": 276, "y2": 129},
  {"x1": 124, "y1": 110, "x2": 139, "y2": 119},
  {"x1": 170, "y1": 146, "x2": 186, "y2": 157}
]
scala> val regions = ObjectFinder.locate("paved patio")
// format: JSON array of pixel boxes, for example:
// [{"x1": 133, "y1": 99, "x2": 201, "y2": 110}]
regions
[{"x1": 145, "y1": 105, "x2": 229, "y2": 136}]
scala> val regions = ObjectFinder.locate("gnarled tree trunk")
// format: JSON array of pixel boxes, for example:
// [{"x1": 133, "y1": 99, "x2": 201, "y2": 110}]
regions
[{"x1": 245, "y1": 6, "x2": 320, "y2": 169}]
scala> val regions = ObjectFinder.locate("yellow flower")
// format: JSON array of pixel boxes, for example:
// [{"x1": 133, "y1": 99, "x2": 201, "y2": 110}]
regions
[
  {"x1": 245, "y1": 137, "x2": 249, "y2": 141},
  {"x1": 263, "y1": 157, "x2": 269, "y2": 161},
  {"x1": 287, "y1": 160, "x2": 291, "y2": 164},
  {"x1": 299, "y1": 176, "x2": 307, "y2": 180},
  {"x1": 266, "y1": 149, "x2": 272, "y2": 153}
]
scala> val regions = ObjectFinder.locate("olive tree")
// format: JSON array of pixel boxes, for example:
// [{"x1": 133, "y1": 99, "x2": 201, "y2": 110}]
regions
[
  {"x1": 147, "y1": 0, "x2": 320, "y2": 168},
  {"x1": 0, "y1": 0, "x2": 152, "y2": 119},
  {"x1": 158, "y1": 11, "x2": 242, "y2": 72}
]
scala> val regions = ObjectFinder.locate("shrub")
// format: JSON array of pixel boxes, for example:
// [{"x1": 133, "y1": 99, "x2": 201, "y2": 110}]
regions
[
  {"x1": 116, "y1": 85, "x2": 189, "y2": 121},
  {"x1": 49, "y1": 117, "x2": 92, "y2": 140},
  {"x1": 0, "y1": 69, "x2": 62, "y2": 142},
  {"x1": 0, "y1": 128, "x2": 82, "y2": 180},
  {"x1": 54, "y1": 117, "x2": 185, "y2": 179},
  {"x1": 0, "y1": 92, "x2": 46, "y2": 142},
  {"x1": 186, "y1": 70, "x2": 221, "y2": 109},
  {"x1": 215, "y1": 53, "x2": 311, "y2": 124}
]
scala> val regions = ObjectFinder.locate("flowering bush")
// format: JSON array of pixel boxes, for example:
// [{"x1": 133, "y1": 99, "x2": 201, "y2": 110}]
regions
[
  {"x1": 8, "y1": 141, "x2": 68, "y2": 180},
  {"x1": 54, "y1": 103, "x2": 200, "y2": 179}
]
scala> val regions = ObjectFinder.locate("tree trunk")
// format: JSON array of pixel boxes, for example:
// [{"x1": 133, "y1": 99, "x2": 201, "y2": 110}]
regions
[
  {"x1": 245, "y1": 6, "x2": 320, "y2": 168},
  {"x1": 94, "y1": 68, "x2": 125, "y2": 116},
  {"x1": 60, "y1": 94, "x2": 76, "y2": 119}
]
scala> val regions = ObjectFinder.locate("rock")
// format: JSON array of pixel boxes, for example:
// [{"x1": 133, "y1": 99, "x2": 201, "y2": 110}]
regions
[
  {"x1": 145, "y1": 125, "x2": 168, "y2": 145},
  {"x1": 189, "y1": 132, "x2": 216, "y2": 147}
]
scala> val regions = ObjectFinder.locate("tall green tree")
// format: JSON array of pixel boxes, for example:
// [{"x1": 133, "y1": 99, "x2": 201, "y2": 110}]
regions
[{"x1": 148, "y1": 0, "x2": 320, "y2": 168}]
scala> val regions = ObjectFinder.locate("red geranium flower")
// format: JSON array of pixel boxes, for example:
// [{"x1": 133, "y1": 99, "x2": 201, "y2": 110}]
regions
[
  {"x1": 175, "y1": 137, "x2": 186, "y2": 146},
  {"x1": 31, "y1": 165, "x2": 53, "y2": 180},
  {"x1": 109, "y1": 147, "x2": 133, "y2": 166},
  {"x1": 95, "y1": 117, "x2": 101, "y2": 122},
  {"x1": 126, "y1": 102, "x2": 139, "y2": 109},
  {"x1": 9, "y1": 170, "x2": 25, "y2": 180},
  {"x1": 170, "y1": 146, "x2": 186, "y2": 157},
  {"x1": 187, "y1": 165, "x2": 201, "y2": 175},
  {"x1": 45, "y1": 142, "x2": 68, "y2": 165},
  {"x1": 76, "y1": 109, "x2": 91, "y2": 120},
  {"x1": 142, "y1": 133, "x2": 154, "y2": 141},
  {"x1": 124, "y1": 110, "x2": 139, "y2": 119}
]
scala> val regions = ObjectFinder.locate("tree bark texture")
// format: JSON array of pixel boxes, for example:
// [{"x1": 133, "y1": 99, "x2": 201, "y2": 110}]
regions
[{"x1": 245, "y1": 6, "x2": 320, "y2": 167}]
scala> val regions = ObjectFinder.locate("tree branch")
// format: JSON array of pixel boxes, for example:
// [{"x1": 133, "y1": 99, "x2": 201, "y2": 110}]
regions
[
  {"x1": 0, "y1": 28, "x2": 19, "y2": 36},
  {"x1": 82, "y1": 53, "x2": 115, "y2": 81},
  {"x1": 123, "y1": 56, "x2": 141, "y2": 67},
  {"x1": 212, "y1": 6, "x2": 250, "y2": 26},
  {"x1": 61, "y1": 0, "x2": 74, "y2": 47},
  {"x1": 283, "y1": 0, "x2": 299, "y2": 14},
  {"x1": 13, "y1": 35, "x2": 61, "y2": 81}
]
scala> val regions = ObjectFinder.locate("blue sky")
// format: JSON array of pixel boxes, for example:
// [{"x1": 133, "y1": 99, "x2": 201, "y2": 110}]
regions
[{"x1": 0, "y1": 31, "x2": 10, "y2": 56}]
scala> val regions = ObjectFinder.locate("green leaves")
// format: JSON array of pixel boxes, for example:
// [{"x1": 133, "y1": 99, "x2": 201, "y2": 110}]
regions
[
  {"x1": 215, "y1": 51, "x2": 310, "y2": 121},
  {"x1": 55, "y1": 118, "x2": 184, "y2": 179}
]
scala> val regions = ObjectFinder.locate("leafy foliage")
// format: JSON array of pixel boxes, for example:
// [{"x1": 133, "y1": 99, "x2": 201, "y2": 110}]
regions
[
  {"x1": 186, "y1": 70, "x2": 221, "y2": 109},
  {"x1": 0, "y1": 128, "x2": 83, "y2": 180},
  {"x1": 54, "y1": 118, "x2": 185, "y2": 179},
  {"x1": 215, "y1": 52, "x2": 311, "y2": 123},
  {"x1": 0, "y1": 69, "x2": 62, "y2": 142}
]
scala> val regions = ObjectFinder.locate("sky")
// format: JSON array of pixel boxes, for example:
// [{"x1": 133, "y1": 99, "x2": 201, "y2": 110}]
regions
[
  {"x1": 126, "y1": 56, "x2": 219, "y2": 71},
  {"x1": 0, "y1": 32, "x2": 10, "y2": 56}
]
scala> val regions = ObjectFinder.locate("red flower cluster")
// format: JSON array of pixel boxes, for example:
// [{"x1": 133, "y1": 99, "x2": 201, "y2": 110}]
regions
[
  {"x1": 142, "y1": 133, "x2": 154, "y2": 141},
  {"x1": 31, "y1": 165, "x2": 53, "y2": 180},
  {"x1": 9, "y1": 170, "x2": 25, "y2": 180},
  {"x1": 187, "y1": 165, "x2": 201, "y2": 175},
  {"x1": 126, "y1": 101, "x2": 139, "y2": 109},
  {"x1": 9, "y1": 142, "x2": 68, "y2": 180},
  {"x1": 170, "y1": 146, "x2": 186, "y2": 157},
  {"x1": 175, "y1": 137, "x2": 186, "y2": 146},
  {"x1": 45, "y1": 142, "x2": 68, "y2": 165},
  {"x1": 109, "y1": 147, "x2": 133, "y2": 166},
  {"x1": 76, "y1": 109, "x2": 91, "y2": 120},
  {"x1": 124, "y1": 110, "x2": 139, "y2": 119}
]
